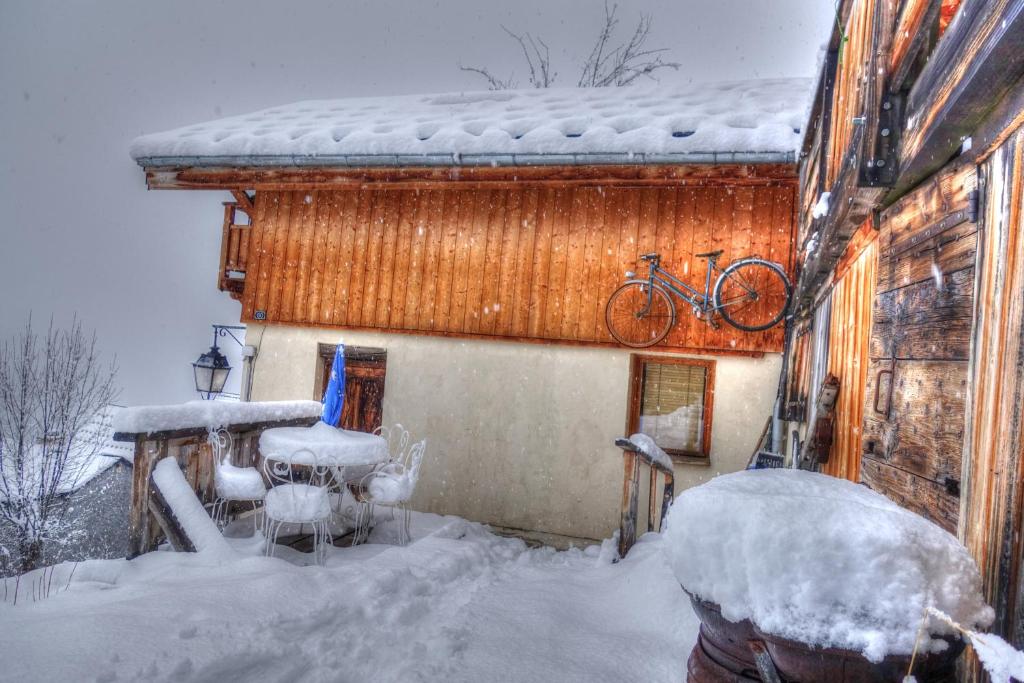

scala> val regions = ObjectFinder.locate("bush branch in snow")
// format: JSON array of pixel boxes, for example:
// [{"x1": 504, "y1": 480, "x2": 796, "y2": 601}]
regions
[
  {"x1": 578, "y1": 3, "x2": 680, "y2": 87},
  {"x1": 460, "y1": 3, "x2": 677, "y2": 90},
  {"x1": 0, "y1": 317, "x2": 117, "y2": 573},
  {"x1": 460, "y1": 26, "x2": 555, "y2": 90}
]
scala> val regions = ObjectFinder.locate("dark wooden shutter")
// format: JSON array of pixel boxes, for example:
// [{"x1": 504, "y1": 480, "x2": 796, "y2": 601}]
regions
[{"x1": 318, "y1": 345, "x2": 386, "y2": 433}]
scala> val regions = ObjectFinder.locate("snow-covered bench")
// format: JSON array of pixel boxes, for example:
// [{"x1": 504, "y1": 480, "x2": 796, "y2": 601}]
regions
[{"x1": 113, "y1": 400, "x2": 321, "y2": 557}]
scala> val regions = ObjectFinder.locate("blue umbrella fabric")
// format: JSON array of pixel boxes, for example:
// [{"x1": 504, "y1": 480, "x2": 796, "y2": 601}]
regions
[{"x1": 321, "y1": 344, "x2": 346, "y2": 425}]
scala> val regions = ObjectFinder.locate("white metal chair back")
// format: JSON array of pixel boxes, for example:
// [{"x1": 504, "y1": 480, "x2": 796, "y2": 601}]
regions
[
  {"x1": 352, "y1": 439, "x2": 426, "y2": 546},
  {"x1": 404, "y1": 439, "x2": 425, "y2": 492},
  {"x1": 207, "y1": 428, "x2": 265, "y2": 531},
  {"x1": 209, "y1": 428, "x2": 233, "y2": 465},
  {"x1": 374, "y1": 423, "x2": 411, "y2": 465},
  {"x1": 263, "y1": 447, "x2": 332, "y2": 489}
]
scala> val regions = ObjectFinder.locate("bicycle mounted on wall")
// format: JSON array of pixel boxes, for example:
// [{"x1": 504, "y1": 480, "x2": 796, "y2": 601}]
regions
[{"x1": 605, "y1": 250, "x2": 792, "y2": 348}]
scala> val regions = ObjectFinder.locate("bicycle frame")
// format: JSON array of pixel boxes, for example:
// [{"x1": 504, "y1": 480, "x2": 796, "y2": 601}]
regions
[{"x1": 638, "y1": 257, "x2": 721, "y2": 314}]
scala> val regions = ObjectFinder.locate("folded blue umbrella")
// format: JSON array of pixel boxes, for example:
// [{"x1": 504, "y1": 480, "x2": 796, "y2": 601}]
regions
[{"x1": 321, "y1": 343, "x2": 345, "y2": 426}]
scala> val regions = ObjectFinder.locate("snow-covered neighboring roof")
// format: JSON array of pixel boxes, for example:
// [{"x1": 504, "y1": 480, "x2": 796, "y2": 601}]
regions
[
  {"x1": 60, "y1": 405, "x2": 134, "y2": 494},
  {"x1": 0, "y1": 406, "x2": 134, "y2": 500},
  {"x1": 130, "y1": 79, "x2": 811, "y2": 168}
]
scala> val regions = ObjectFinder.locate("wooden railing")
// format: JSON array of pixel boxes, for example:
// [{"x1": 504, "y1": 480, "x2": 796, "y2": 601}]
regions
[
  {"x1": 218, "y1": 201, "x2": 252, "y2": 300},
  {"x1": 615, "y1": 438, "x2": 674, "y2": 558},
  {"x1": 115, "y1": 415, "x2": 317, "y2": 558}
]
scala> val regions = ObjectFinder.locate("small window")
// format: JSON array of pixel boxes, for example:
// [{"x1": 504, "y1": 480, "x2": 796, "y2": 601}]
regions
[{"x1": 627, "y1": 355, "x2": 714, "y2": 463}]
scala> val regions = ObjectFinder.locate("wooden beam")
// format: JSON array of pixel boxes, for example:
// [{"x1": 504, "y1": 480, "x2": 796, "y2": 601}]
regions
[
  {"x1": 144, "y1": 163, "x2": 797, "y2": 191},
  {"x1": 795, "y1": 127, "x2": 887, "y2": 311},
  {"x1": 893, "y1": 0, "x2": 1024, "y2": 198},
  {"x1": 888, "y1": 0, "x2": 942, "y2": 93},
  {"x1": 230, "y1": 189, "x2": 255, "y2": 215}
]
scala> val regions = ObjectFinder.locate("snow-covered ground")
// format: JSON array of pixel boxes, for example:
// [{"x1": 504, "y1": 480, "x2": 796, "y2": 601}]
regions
[{"x1": 0, "y1": 512, "x2": 696, "y2": 682}]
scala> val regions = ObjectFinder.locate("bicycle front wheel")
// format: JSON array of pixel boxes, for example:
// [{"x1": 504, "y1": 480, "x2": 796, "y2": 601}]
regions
[
  {"x1": 713, "y1": 259, "x2": 791, "y2": 332},
  {"x1": 605, "y1": 282, "x2": 676, "y2": 347}
]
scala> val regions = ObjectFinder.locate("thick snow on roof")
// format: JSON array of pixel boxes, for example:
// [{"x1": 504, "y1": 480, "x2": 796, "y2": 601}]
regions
[{"x1": 130, "y1": 79, "x2": 810, "y2": 167}]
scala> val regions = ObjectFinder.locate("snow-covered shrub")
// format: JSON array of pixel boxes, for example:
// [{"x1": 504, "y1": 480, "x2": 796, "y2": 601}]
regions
[
  {"x1": 0, "y1": 319, "x2": 118, "y2": 573},
  {"x1": 662, "y1": 469, "x2": 994, "y2": 662}
]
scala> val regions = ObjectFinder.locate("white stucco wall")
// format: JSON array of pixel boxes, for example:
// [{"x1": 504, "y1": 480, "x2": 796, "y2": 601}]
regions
[{"x1": 247, "y1": 325, "x2": 781, "y2": 541}]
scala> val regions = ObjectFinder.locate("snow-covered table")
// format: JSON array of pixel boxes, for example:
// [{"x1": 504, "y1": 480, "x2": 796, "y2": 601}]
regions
[{"x1": 260, "y1": 421, "x2": 388, "y2": 466}]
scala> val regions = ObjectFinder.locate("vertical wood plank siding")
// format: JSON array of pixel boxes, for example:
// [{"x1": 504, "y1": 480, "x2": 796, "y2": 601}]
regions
[
  {"x1": 821, "y1": 222, "x2": 878, "y2": 481},
  {"x1": 961, "y1": 127, "x2": 1024, "y2": 646},
  {"x1": 826, "y1": 0, "x2": 876, "y2": 189},
  {"x1": 241, "y1": 185, "x2": 796, "y2": 353}
]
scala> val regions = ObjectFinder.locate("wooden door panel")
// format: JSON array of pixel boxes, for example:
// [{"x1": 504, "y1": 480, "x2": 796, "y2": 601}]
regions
[
  {"x1": 861, "y1": 457, "x2": 959, "y2": 532},
  {"x1": 869, "y1": 267, "x2": 975, "y2": 360},
  {"x1": 862, "y1": 359, "x2": 966, "y2": 484},
  {"x1": 876, "y1": 220, "x2": 977, "y2": 292}
]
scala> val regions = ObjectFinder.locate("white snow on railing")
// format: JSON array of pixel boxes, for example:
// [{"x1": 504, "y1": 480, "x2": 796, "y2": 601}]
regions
[
  {"x1": 151, "y1": 458, "x2": 234, "y2": 559},
  {"x1": 628, "y1": 433, "x2": 674, "y2": 471},
  {"x1": 114, "y1": 400, "x2": 321, "y2": 434}
]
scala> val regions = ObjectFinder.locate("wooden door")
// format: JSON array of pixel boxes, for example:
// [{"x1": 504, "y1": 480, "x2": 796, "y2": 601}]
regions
[
  {"x1": 859, "y1": 163, "x2": 978, "y2": 533},
  {"x1": 317, "y1": 345, "x2": 386, "y2": 433}
]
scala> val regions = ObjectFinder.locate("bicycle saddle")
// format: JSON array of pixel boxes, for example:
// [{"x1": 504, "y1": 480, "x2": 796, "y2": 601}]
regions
[
  {"x1": 695, "y1": 250, "x2": 724, "y2": 259},
  {"x1": 639, "y1": 253, "x2": 660, "y2": 261}
]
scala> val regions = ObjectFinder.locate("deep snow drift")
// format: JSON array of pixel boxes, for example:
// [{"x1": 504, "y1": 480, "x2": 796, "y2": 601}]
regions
[
  {"x1": 0, "y1": 514, "x2": 696, "y2": 682},
  {"x1": 663, "y1": 469, "x2": 993, "y2": 662}
]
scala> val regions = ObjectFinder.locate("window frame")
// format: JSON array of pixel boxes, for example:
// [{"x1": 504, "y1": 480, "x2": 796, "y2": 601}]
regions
[{"x1": 626, "y1": 354, "x2": 715, "y2": 465}]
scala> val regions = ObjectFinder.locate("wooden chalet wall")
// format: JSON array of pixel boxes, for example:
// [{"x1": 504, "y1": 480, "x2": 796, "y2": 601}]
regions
[
  {"x1": 237, "y1": 180, "x2": 796, "y2": 354},
  {"x1": 962, "y1": 126, "x2": 1024, "y2": 646},
  {"x1": 820, "y1": 223, "x2": 878, "y2": 482},
  {"x1": 859, "y1": 163, "x2": 977, "y2": 533}
]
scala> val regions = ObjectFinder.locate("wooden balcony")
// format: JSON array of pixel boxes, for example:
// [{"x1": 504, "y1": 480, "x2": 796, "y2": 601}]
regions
[{"x1": 218, "y1": 201, "x2": 252, "y2": 300}]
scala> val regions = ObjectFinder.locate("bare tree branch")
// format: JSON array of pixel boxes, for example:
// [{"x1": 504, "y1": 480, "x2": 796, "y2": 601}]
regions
[
  {"x1": 458, "y1": 64, "x2": 517, "y2": 91},
  {"x1": 460, "y1": 4, "x2": 677, "y2": 90},
  {"x1": 579, "y1": 3, "x2": 681, "y2": 87},
  {"x1": 0, "y1": 317, "x2": 118, "y2": 573},
  {"x1": 461, "y1": 25, "x2": 556, "y2": 90}
]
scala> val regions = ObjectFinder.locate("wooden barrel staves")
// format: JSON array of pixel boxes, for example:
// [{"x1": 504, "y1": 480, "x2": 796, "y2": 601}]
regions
[{"x1": 686, "y1": 593, "x2": 965, "y2": 683}]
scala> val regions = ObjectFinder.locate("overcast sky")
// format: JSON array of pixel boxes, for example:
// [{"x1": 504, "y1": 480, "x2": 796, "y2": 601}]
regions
[{"x1": 0, "y1": 1, "x2": 833, "y2": 405}]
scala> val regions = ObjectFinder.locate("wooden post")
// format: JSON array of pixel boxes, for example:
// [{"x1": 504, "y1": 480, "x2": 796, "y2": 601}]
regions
[
  {"x1": 660, "y1": 470, "x2": 674, "y2": 531},
  {"x1": 647, "y1": 467, "x2": 657, "y2": 532},
  {"x1": 127, "y1": 437, "x2": 164, "y2": 559},
  {"x1": 619, "y1": 449, "x2": 639, "y2": 558}
]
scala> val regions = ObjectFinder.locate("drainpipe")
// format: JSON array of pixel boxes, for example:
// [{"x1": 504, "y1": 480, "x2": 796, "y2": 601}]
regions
[{"x1": 240, "y1": 345, "x2": 257, "y2": 402}]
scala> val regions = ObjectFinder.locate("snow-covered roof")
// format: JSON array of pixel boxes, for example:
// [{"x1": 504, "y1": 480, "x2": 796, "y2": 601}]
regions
[
  {"x1": 130, "y1": 78, "x2": 810, "y2": 168},
  {"x1": 0, "y1": 406, "x2": 133, "y2": 500}
]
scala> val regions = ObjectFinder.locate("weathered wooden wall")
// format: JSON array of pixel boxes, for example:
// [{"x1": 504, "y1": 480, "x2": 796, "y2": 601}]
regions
[
  {"x1": 239, "y1": 181, "x2": 796, "y2": 354},
  {"x1": 859, "y1": 163, "x2": 978, "y2": 533},
  {"x1": 961, "y1": 125, "x2": 1024, "y2": 650},
  {"x1": 821, "y1": 222, "x2": 878, "y2": 481}
]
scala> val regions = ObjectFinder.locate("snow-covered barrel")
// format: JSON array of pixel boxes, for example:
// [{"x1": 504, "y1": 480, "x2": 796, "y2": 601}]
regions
[{"x1": 662, "y1": 470, "x2": 994, "y2": 682}]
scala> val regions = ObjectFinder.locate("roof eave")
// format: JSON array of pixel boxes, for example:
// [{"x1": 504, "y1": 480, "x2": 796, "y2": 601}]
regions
[{"x1": 134, "y1": 150, "x2": 796, "y2": 170}]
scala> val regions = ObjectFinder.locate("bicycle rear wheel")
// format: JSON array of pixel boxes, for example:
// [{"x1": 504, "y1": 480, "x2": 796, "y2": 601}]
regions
[
  {"x1": 605, "y1": 282, "x2": 676, "y2": 347},
  {"x1": 712, "y1": 259, "x2": 791, "y2": 332}
]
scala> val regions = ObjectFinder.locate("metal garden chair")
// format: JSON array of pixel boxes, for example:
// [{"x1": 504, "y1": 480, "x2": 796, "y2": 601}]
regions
[{"x1": 262, "y1": 448, "x2": 334, "y2": 565}]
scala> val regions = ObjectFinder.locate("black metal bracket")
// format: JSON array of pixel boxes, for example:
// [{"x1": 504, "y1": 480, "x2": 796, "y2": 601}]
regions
[
  {"x1": 211, "y1": 324, "x2": 246, "y2": 349},
  {"x1": 861, "y1": 92, "x2": 904, "y2": 187}
]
